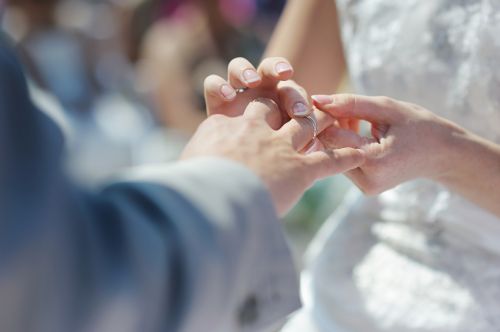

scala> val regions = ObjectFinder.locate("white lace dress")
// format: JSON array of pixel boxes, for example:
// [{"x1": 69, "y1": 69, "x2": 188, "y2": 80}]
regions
[{"x1": 283, "y1": 1, "x2": 500, "y2": 331}]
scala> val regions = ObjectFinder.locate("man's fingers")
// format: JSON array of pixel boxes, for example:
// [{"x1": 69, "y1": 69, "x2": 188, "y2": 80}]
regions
[
  {"x1": 204, "y1": 75, "x2": 236, "y2": 115},
  {"x1": 257, "y1": 57, "x2": 294, "y2": 88},
  {"x1": 279, "y1": 109, "x2": 336, "y2": 151},
  {"x1": 318, "y1": 125, "x2": 369, "y2": 149},
  {"x1": 304, "y1": 147, "x2": 366, "y2": 178},
  {"x1": 277, "y1": 80, "x2": 313, "y2": 118},
  {"x1": 227, "y1": 57, "x2": 261, "y2": 89},
  {"x1": 312, "y1": 94, "x2": 401, "y2": 123},
  {"x1": 244, "y1": 98, "x2": 282, "y2": 130}
]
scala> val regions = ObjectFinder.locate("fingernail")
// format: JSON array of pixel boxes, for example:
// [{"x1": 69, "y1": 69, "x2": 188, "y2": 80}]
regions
[
  {"x1": 292, "y1": 102, "x2": 309, "y2": 116},
  {"x1": 220, "y1": 84, "x2": 236, "y2": 100},
  {"x1": 243, "y1": 69, "x2": 260, "y2": 84},
  {"x1": 275, "y1": 62, "x2": 293, "y2": 74},
  {"x1": 312, "y1": 95, "x2": 333, "y2": 105}
]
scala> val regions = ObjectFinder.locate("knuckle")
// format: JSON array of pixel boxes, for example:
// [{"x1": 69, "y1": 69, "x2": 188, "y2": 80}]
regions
[
  {"x1": 376, "y1": 96, "x2": 395, "y2": 107},
  {"x1": 334, "y1": 94, "x2": 357, "y2": 112},
  {"x1": 253, "y1": 98, "x2": 279, "y2": 111},
  {"x1": 280, "y1": 84, "x2": 310, "y2": 105},
  {"x1": 333, "y1": 154, "x2": 359, "y2": 172},
  {"x1": 241, "y1": 116, "x2": 261, "y2": 130},
  {"x1": 208, "y1": 113, "x2": 226, "y2": 123},
  {"x1": 341, "y1": 93, "x2": 357, "y2": 104}
]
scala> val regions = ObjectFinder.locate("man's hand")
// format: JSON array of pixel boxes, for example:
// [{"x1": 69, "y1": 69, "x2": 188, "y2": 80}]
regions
[
  {"x1": 313, "y1": 94, "x2": 464, "y2": 195},
  {"x1": 182, "y1": 99, "x2": 365, "y2": 215},
  {"x1": 203, "y1": 57, "x2": 365, "y2": 153}
]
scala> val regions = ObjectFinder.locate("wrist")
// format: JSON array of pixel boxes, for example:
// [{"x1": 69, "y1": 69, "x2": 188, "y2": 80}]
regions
[{"x1": 426, "y1": 117, "x2": 469, "y2": 184}]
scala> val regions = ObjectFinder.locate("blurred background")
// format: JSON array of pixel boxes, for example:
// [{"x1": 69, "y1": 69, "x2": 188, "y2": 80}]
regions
[{"x1": 1, "y1": 0, "x2": 354, "y2": 263}]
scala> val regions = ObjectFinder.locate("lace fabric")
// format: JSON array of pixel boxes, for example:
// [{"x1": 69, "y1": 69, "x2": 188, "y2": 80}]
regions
[
  {"x1": 335, "y1": 0, "x2": 500, "y2": 253},
  {"x1": 284, "y1": 1, "x2": 500, "y2": 331}
]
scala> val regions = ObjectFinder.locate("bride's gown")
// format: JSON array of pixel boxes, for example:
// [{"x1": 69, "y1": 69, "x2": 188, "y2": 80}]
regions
[{"x1": 283, "y1": 1, "x2": 500, "y2": 331}]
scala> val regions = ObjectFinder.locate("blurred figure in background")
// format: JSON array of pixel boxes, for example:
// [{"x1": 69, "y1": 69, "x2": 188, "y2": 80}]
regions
[
  {"x1": 0, "y1": 31, "x2": 322, "y2": 332},
  {"x1": 1, "y1": 0, "x2": 286, "y2": 184},
  {"x1": 3, "y1": 0, "x2": 159, "y2": 184},
  {"x1": 132, "y1": 0, "x2": 284, "y2": 135}
]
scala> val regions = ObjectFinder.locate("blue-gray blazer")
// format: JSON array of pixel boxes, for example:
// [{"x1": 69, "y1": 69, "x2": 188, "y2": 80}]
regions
[{"x1": 0, "y1": 34, "x2": 300, "y2": 332}]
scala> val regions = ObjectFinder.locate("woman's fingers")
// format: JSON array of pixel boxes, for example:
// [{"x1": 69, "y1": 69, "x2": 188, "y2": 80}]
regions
[
  {"x1": 312, "y1": 94, "x2": 402, "y2": 123},
  {"x1": 277, "y1": 80, "x2": 313, "y2": 118},
  {"x1": 204, "y1": 75, "x2": 236, "y2": 115},
  {"x1": 227, "y1": 57, "x2": 261, "y2": 89},
  {"x1": 257, "y1": 57, "x2": 294, "y2": 88},
  {"x1": 303, "y1": 147, "x2": 366, "y2": 179}
]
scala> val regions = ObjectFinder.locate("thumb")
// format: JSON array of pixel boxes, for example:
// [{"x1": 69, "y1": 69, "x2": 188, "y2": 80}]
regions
[{"x1": 303, "y1": 147, "x2": 366, "y2": 179}]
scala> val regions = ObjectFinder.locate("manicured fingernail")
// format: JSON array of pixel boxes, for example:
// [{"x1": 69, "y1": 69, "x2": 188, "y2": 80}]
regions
[
  {"x1": 292, "y1": 102, "x2": 309, "y2": 116},
  {"x1": 243, "y1": 69, "x2": 260, "y2": 84},
  {"x1": 275, "y1": 62, "x2": 293, "y2": 74},
  {"x1": 312, "y1": 95, "x2": 333, "y2": 105},
  {"x1": 220, "y1": 84, "x2": 236, "y2": 100}
]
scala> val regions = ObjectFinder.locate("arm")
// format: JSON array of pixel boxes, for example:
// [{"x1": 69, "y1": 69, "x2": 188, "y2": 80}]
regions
[
  {"x1": 313, "y1": 94, "x2": 500, "y2": 217},
  {"x1": 0, "y1": 35, "x2": 300, "y2": 332},
  {"x1": 436, "y1": 130, "x2": 500, "y2": 217},
  {"x1": 140, "y1": 21, "x2": 207, "y2": 135},
  {"x1": 265, "y1": 0, "x2": 346, "y2": 94}
]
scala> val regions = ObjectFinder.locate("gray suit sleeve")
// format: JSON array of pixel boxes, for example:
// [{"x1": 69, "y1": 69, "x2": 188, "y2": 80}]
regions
[
  {"x1": 110, "y1": 158, "x2": 301, "y2": 332},
  {"x1": 0, "y1": 35, "x2": 300, "y2": 332}
]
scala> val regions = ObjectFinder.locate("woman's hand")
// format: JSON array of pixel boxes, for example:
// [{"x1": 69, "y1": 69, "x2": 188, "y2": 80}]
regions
[
  {"x1": 182, "y1": 98, "x2": 365, "y2": 215},
  {"x1": 313, "y1": 94, "x2": 465, "y2": 194},
  {"x1": 314, "y1": 93, "x2": 500, "y2": 217},
  {"x1": 204, "y1": 57, "x2": 366, "y2": 152}
]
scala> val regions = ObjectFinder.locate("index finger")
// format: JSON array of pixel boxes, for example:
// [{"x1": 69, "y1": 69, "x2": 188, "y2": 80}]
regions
[{"x1": 312, "y1": 94, "x2": 403, "y2": 123}]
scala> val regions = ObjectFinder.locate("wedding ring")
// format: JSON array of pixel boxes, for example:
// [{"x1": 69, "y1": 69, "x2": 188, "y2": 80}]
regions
[
  {"x1": 305, "y1": 115, "x2": 318, "y2": 140},
  {"x1": 235, "y1": 87, "x2": 248, "y2": 94}
]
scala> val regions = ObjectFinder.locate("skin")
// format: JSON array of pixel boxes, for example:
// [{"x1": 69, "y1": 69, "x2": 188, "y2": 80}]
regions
[
  {"x1": 204, "y1": 56, "x2": 313, "y2": 122},
  {"x1": 203, "y1": 56, "x2": 365, "y2": 158},
  {"x1": 261, "y1": 0, "x2": 500, "y2": 217},
  {"x1": 265, "y1": 0, "x2": 346, "y2": 95},
  {"x1": 264, "y1": 0, "x2": 359, "y2": 132},
  {"x1": 188, "y1": 57, "x2": 368, "y2": 215},
  {"x1": 313, "y1": 94, "x2": 500, "y2": 217},
  {"x1": 181, "y1": 98, "x2": 365, "y2": 216}
]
